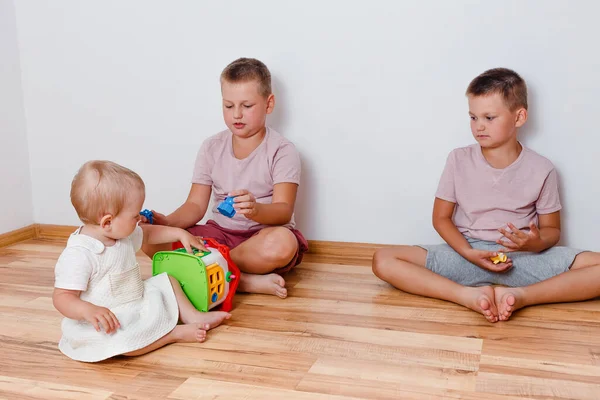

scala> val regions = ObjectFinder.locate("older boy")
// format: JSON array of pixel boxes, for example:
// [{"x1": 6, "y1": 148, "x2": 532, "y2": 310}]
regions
[
  {"x1": 373, "y1": 68, "x2": 600, "y2": 322},
  {"x1": 143, "y1": 58, "x2": 308, "y2": 299}
]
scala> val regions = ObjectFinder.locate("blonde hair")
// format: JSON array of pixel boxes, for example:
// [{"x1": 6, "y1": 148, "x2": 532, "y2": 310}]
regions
[
  {"x1": 220, "y1": 57, "x2": 272, "y2": 97},
  {"x1": 70, "y1": 160, "x2": 145, "y2": 224}
]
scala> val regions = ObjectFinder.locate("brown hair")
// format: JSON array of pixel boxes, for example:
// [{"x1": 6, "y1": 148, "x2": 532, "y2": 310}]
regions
[
  {"x1": 220, "y1": 57, "x2": 272, "y2": 97},
  {"x1": 70, "y1": 160, "x2": 145, "y2": 224},
  {"x1": 466, "y1": 68, "x2": 528, "y2": 111}
]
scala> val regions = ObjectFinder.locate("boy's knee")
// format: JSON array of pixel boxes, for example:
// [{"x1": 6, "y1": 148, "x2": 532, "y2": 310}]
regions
[
  {"x1": 261, "y1": 228, "x2": 298, "y2": 265},
  {"x1": 372, "y1": 248, "x2": 394, "y2": 278},
  {"x1": 571, "y1": 251, "x2": 600, "y2": 270},
  {"x1": 372, "y1": 246, "x2": 424, "y2": 279}
]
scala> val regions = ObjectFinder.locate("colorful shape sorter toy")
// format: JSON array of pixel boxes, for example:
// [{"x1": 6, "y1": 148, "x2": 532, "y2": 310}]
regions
[{"x1": 151, "y1": 238, "x2": 240, "y2": 312}]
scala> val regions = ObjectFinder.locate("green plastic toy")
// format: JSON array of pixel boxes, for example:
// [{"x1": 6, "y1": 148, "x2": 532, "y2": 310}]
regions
[{"x1": 152, "y1": 238, "x2": 240, "y2": 312}]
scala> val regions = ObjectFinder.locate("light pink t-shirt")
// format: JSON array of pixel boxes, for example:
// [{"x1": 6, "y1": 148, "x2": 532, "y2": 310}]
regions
[
  {"x1": 436, "y1": 144, "x2": 561, "y2": 242},
  {"x1": 192, "y1": 127, "x2": 301, "y2": 231}
]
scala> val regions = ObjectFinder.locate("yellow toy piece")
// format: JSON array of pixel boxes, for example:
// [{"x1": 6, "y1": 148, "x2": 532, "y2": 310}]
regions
[
  {"x1": 206, "y1": 263, "x2": 226, "y2": 304},
  {"x1": 490, "y1": 252, "x2": 507, "y2": 264}
]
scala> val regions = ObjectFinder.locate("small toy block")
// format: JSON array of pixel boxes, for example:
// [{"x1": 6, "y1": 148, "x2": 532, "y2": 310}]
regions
[
  {"x1": 491, "y1": 252, "x2": 508, "y2": 264},
  {"x1": 217, "y1": 196, "x2": 236, "y2": 218},
  {"x1": 140, "y1": 209, "x2": 153, "y2": 224}
]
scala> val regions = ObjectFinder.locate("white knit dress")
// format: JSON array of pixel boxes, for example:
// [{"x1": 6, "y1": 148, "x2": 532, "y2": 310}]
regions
[{"x1": 55, "y1": 226, "x2": 179, "y2": 362}]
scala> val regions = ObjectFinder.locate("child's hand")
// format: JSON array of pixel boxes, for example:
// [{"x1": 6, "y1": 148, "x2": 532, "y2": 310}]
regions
[
  {"x1": 229, "y1": 189, "x2": 258, "y2": 218},
  {"x1": 497, "y1": 222, "x2": 542, "y2": 252},
  {"x1": 140, "y1": 210, "x2": 169, "y2": 225},
  {"x1": 465, "y1": 249, "x2": 513, "y2": 273},
  {"x1": 179, "y1": 230, "x2": 208, "y2": 253},
  {"x1": 83, "y1": 304, "x2": 120, "y2": 334}
]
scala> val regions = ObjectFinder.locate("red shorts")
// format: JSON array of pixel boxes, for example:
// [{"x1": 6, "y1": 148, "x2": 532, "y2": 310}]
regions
[{"x1": 187, "y1": 220, "x2": 309, "y2": 275}]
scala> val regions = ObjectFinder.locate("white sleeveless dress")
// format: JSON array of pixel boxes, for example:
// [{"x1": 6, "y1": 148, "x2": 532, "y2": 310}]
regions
[{"x1": 55, "y1": 226, "x2": 179, "y2": 362}]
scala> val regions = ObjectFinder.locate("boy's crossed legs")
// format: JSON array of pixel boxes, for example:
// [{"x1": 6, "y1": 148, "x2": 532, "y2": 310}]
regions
[
  {"x1": 373, "y1": 246, "x2": 501, "y2": 322},
  {"x1": 372, "y1": 246, "x2": 600, "y2": 322}
]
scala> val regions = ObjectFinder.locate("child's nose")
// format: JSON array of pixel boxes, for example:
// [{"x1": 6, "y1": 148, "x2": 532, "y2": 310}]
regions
[{"x1": 233, "y1": 107, "x2": 242, "y2": 119}]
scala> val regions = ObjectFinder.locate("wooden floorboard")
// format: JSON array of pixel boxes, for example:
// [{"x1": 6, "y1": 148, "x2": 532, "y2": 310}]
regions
[{"x1": 0, "y1": 238, "x2": 599, "y2": 399}]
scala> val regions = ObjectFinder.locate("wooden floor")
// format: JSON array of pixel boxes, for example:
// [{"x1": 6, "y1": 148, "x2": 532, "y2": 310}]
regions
[{"x1": 1, "y1": 239, "x2": 600, "y2": 400}]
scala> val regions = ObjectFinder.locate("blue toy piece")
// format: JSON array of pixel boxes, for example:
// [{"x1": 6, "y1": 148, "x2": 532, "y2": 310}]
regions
[
  {"x1": 140, "y1": 209, "x2": 154, "y2": 224},
  {"x1": 217, "y1": 196, "x2": 236, "y2": 218}
]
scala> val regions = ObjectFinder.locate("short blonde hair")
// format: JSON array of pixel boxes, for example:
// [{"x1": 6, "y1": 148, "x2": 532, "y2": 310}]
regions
[
  {"x1": 70, "y1": 160, "x2": 145, "y2": 224},
  {"x1": 220, "y1": 57, "x2": 272, "y2": 97}
]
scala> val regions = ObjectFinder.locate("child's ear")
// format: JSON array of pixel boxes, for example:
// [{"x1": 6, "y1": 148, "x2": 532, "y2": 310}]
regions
[
  {"x1": 100, "y1": 214, "x2": 113, "y2": 230},
  {"x1": 265, "y1": 94, "x2": 275, "y2": 115},
  {"x1": 515, "y1": 107, "x2": 528, "y2": 128}
]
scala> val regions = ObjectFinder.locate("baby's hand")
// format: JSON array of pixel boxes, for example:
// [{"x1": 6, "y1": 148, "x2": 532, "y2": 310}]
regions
[
  {"x1": 179, "y1": 230, "x2": 208, "y2": 254},
  {"x1": 83, "y1": 304, "x2": 120, "y2": 334},
  {"x1": 497, "y1": 222, "x2": 542, "y2": 252},
  {"x1": 465, "y1": 248, "x2": 513, "y2": 273},
  {"x1": 229, "y1": 189, "x2": 258, "y2": 218}
]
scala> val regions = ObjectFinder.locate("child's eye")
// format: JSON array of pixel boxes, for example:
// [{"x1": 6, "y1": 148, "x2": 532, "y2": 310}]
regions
[
  {"x1": 243, "y1": 104, "x2": 254, "y2": 109},
  {"x1": 224, "y1": 105, "x2": 233, "y2": 109},
  {"x1": 486, "y1": 116, "x2": 495, "y2": 121},
  {"x1": 470, "y1": 116, "x2": 476, "y2": 121}
]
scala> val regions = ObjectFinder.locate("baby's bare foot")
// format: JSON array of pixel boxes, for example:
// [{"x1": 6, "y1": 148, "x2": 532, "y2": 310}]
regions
[
  {"x1": 187, "y1": 311, "x2": 231, "y2": 330},
  {"x1": 238, "y1": 273, "x2": 287, "y2": 298},
  {"x1": 494, "y1": 286, "x2": 524, "y2": 321},
  {"x1": 172, "y1": 324, "x2": 207, "y2": 343},
  {"x1": 459, "y1": 286, "x2": 499, "y2": 323}
]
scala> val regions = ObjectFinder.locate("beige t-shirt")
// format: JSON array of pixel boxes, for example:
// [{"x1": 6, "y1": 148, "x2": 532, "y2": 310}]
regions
[
  {"x1": 192, "y1": 127, "x2": 301, "y2": 231},
  {"x1": 436, "y1": 143, "x2": 561, "y2": 242}
]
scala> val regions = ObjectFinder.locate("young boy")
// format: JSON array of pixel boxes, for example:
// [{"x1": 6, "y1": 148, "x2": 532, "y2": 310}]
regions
[
  {"x1": 143, "y1": 58, "x2": 308, "y2": 299},
  {"x1": 372, "y1": 68, "x2": 600, "y2": 322}
]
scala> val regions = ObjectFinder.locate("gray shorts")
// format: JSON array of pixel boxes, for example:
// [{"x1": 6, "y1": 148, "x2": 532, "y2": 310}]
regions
[{"x1": 418, "y1": 237, "x2": 585, "y2": 287}]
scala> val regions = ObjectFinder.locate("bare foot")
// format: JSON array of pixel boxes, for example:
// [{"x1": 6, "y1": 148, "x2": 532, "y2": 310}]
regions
[
  {"x1": 184, "y1": 311, "x2": 231, "y2": 330},
  {"x1": 494, "y1": 286, "x2": 524, "y2": 321},
  {"x1": 172, "y1": 324, "x2": 207, "y2": 343},
  {"x1": 458, "y1": 286, "x2": 499, "y2": 323},
  {"x1": 238, "y1": 273, "x2": 287, "y2": 298}
]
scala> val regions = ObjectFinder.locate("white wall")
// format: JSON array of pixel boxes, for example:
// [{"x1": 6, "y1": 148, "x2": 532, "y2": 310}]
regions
[
  {"x1": 13, "y1": 1, "x2": 600, "y2": 249},
  {"x1": 0, "y1": 0, "x2": 33, "y2": 234}
]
